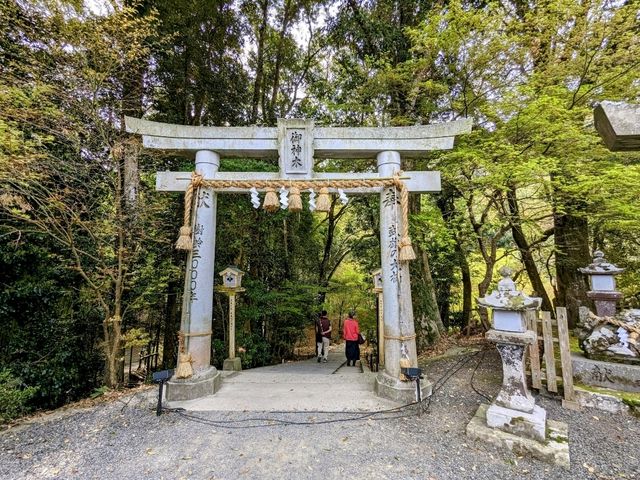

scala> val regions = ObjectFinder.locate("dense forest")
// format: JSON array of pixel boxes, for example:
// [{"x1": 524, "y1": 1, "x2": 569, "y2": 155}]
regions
[{"x1": 1, "y1": 0, "x2": 639, "y2": 421}]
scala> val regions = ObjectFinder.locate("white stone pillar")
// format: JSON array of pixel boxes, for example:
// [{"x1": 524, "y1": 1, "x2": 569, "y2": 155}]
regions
[
  {"x1": 183, "y1": 150, "x2": 219, "y2": 371},
  {"x1": 375, "y1": 151, "x2": 426, "y2": 402}
]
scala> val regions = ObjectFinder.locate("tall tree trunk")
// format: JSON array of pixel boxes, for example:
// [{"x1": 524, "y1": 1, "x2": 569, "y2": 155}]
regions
[
  {"x1": 436, "y1": 186, "x2": 470, "y2": 329},
  {"x1": 455, "y1": 239, "x2": 472, "y2": 329},
  {"x1": 317, "y1": 199, "x2": 339, "y2": 304},
  {"x1": 406, "y1": 159, "x2": 444, "y2": 350},
  {"x1": 554, "y1": 211, "x2": 590, "y2": 327},
  {"x1": 162, "y1": 277, "x2": 181, "y2": 369},
  {"x1": 506, "y1": 186, "x2": 553, "y2": 311},
  {"x1": 251, "y1": 0, "x2": 269, "y2": 124},
  {"x1": 267, "y1": 0, "x2": 294, "y2": 124}
]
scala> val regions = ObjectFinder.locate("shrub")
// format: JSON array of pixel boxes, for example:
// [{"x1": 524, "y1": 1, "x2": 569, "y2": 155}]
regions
[{"x1": 0, "y1": 369, "x2": 38, "y2": 423}]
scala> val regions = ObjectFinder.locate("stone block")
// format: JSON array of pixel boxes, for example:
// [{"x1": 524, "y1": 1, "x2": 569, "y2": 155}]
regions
[
  {"x1": 375, "y1": 372, "x2": 432, "y2": 404},
  {"x1": 486, "y1": 329, "x2": 536, "y2": 345},
  {"x1": 223, "y1": 357, "x2": 242, "y2": 372},
  {"x1": 572, "y1": 352, "x2": 640, "y2": 392},
  {"x1": 486, "y1": 403, "x2": 547, "y2": 442},
  {"x1": 574, "y1": 387, "x2": 630, "y2": 414},
  {"x1": 165, "y1": 366, "x2": 221, "y2": 402},
  {"x1": 467, "y1": 404, "x2": 570, "y2": 469}
]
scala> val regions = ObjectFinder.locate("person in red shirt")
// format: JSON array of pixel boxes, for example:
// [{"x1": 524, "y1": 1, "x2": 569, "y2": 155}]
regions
[{"x1": 342, "y1": 310, "x2": 360, "y2": 366}]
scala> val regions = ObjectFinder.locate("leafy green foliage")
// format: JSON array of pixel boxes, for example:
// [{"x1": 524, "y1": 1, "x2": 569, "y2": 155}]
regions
[{"x1": 0, "y1": 369, "x2": 38, "y2": 423}]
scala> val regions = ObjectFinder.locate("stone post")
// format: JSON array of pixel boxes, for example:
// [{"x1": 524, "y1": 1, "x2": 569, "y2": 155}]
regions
[
  {"x1": 165, "y1": 150, "x2": 222, "y2": 401},
  {"x1": 375, "y1": 151, "x2": 430, "y2": 402},
  {"x1": 579, "y1": 251, "x2": 624, "y2": 317},
  {"x1": 377, "y1": 293, "x2": 385, "y2": 365}
]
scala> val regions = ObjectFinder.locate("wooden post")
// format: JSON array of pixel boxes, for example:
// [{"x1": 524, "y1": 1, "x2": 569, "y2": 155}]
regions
[
  {"x1": 526, "y1": 310, "x2": 542, "y2": 390},
  {"x1": 377, "y1": 292, "x2": 384, "y2": 365},
  {"x1": 556, "y1": 307, "x2": 579, "y2": 409},
  {"x1": 541, "y1": 311, "x2": 558, "y2": 393},
  {"x1": 228, "y1": 292, "x2": 236, "y2": 360}
]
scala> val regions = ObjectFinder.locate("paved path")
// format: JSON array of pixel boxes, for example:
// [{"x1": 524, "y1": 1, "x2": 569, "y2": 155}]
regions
[{"x1": 167, "y1": 343, "x2": 398, "y2": 412}]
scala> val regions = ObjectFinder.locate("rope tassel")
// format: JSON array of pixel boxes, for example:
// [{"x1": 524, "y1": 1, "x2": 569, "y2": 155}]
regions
[
  {"x1": 289, "y1": 186, "x2": 302, "y2": 212},
  {"x1": 263, "y1": 187, "x2": 279, "y2": 212},
  {"x1": 315, "y1": 187, "x2": 331, "y2": 212},
  {"x1": 394, "y1": 174, "x2": 416, "y2": 262},
  {"x1": 175, "y1": 332, "x2": 193, "y2": 379},
  {"x1": 175, "y1": 226, "x2": 193, "y2": 251},
  {"x1": 399, "y1": 237, "x2": 416, "y2": 261},
  {"x1": 175, "y1": 172, "x2": 204, "y2": 251}
]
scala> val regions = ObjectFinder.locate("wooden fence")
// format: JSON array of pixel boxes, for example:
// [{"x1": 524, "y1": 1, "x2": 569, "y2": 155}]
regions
[{"x1": 526, "y1": 307, "x2": 579, "y2": 410}]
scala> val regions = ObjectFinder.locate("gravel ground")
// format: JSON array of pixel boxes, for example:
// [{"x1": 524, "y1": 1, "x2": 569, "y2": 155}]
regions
[{"x1": 1, "y1": 349, "x2": 639, "y2": 480}]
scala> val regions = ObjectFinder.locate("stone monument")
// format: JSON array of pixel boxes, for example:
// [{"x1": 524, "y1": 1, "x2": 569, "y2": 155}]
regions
[
  {"x1": 572, "y1": 251, "x2": 640, "y2": 395},
  {"x1": 466, "y1": 267, "x2": 570, "y2": 468}
]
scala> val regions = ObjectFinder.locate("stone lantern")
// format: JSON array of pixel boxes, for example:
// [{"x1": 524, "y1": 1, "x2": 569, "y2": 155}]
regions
[
  {"x1": 579, "y1": 251, "x2": 624, "y2": 317},
  {"x1": 216, "y1": 267, "x2": 246, "y2": 371},
  {"x1": 372, "y1": 268, "x2": 384, "y2": 365},
  {"x1": 479, "y1": 267, "x2": 544, "y2": 436},
  {"x1": 467, "y1": 266, "x2": 569, "y2": 468}
]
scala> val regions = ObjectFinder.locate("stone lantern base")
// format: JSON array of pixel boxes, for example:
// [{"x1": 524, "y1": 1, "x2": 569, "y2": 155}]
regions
[
  {"x1": 486, "y1": 403, "x2": 547, "y2": 442},
  {"x1": 466, "y1": 328, "x2": 570, "y2": 468},
  {"x1": 467, "y1": 404, "x2": 570, "y2": 469}
]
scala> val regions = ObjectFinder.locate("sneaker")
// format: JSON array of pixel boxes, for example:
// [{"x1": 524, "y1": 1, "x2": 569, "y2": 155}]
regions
[
  {"x1": 322, "y1": 358, "x2": 328, "y2": 363},
  {"x1": 317, "y1": 357, "x2": 321, "y2": 363}
]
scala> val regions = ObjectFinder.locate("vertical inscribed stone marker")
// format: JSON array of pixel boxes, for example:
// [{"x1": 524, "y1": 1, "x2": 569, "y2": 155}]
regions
[{"x1": 126, "y1": 116, "x2": 472, "y2": 402}]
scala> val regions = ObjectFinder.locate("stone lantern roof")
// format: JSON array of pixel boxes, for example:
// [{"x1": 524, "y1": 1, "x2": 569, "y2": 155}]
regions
[
  {"x1": 578, "y1": 251, "x2": 624, "y2": 276},
  {"x1": 478, "y1": 266, "x2": 542, "y2": 311}
]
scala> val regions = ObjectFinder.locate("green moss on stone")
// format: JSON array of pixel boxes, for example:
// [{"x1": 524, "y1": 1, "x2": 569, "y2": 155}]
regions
[{"x1": 569, "y1": 336, "x2": 581, "y2": 354}]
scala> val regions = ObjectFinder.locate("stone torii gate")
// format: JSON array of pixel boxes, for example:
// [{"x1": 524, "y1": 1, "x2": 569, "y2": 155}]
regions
[{"x1": 126, "y1": 116, "x2": 472, "y2": 403}]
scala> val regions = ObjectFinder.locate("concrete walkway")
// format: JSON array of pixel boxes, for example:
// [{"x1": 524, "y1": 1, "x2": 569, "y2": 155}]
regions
[{"x1": 166, "y1": 343, "x2": 399, "y2": 412}]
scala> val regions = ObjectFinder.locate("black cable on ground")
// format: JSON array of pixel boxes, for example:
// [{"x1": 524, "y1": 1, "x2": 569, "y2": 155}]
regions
[{"x1": 469, "y1": 349, "x2": 493, "y2": 402}]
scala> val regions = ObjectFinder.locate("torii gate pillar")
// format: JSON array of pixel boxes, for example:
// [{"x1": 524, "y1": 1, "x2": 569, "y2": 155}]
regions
[
  {"x1": 376, "y1": 151, "x2": 430, "y2": 401},
  {"x1": 165, "y1": 150, "x2": 222, "y2": 401}
]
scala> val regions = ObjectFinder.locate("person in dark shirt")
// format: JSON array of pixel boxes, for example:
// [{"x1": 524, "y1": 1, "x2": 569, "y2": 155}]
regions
[
  {"x1": 315, "y1": 313, "x2": 323, "y2": 360},
  {"x1": 316, "y1": 310, "x2": 332, "y2": 363}
]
